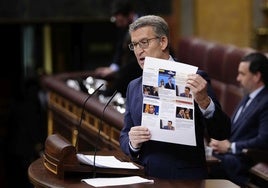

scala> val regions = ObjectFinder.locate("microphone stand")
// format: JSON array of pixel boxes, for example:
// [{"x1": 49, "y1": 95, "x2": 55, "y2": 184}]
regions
[
  {"x1": 92, "y1": 90, "x2": 118, "y2": 178},
  {"x1": 75, "y1": 83, "x2": 104, "y2": 151}
]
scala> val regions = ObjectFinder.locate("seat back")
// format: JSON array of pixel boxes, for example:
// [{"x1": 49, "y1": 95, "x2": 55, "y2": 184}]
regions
[
  {"x1": 222, "y1": 47, "x2": 255, "y2": 86},
  {"x1": 177, "y1": 37, "x2": 194, "y2": 64},
  {"x1": 206, "y1": 44, "x2": 231, "y2": 82},
  {"x1": 187, "y1": 38, "x2": 215, "y2": 71}
]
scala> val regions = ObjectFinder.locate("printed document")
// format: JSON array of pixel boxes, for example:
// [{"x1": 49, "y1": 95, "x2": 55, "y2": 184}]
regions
[
  {"x1": 82, "y1": 176, "x2": 154, "y2": 187},
  {"x1": 141, "y1": 57, "x2": 198, "y2": 146},
  {"x1": 76, "y1": 154, "x2": 139, "y2": 169}
]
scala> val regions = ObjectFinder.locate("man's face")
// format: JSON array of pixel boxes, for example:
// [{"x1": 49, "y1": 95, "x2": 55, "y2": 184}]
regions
[
  {"x1": 113, "y1": 14, "x2": 131, "y2": 28},
  {"x1": 237, "y1": 62, "x2": 257, "y2": 93},
  {"x1": 130, "y1": 26, "x2": 165, "y2": 69}
]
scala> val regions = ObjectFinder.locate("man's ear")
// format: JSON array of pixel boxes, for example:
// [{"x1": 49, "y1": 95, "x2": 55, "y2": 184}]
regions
[
  {"x1": 160, "y1": 36, "x2": 168, "y2": 50},
  {"x1": 254, "y1": 71, "x2": 262, "y2": 83}
]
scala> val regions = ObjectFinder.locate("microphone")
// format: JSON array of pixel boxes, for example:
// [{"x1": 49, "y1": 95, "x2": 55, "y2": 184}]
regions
[
  {"x1": 75, "y1": 83, "x2": 104, "y2": 151},
  {"x1": 92, "y1": 90, "x2": 118, "y2": 178}
]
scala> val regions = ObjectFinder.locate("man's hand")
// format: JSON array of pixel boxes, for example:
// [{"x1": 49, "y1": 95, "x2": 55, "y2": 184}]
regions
[
  {"x1": 94, "y1": 67, "x2": 114, "y2": 78},
  {"x1": 128, "y1": 126, "x2": 151, "y2": 149},
  {"x1": 209, "y1": 138, "x2": 231, "y2": 154},
  {"x1": 186, "y1": 74, "x2": 210, "y2": 109}
]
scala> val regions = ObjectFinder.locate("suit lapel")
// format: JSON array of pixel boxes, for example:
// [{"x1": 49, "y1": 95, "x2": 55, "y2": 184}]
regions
[
  {"x1": 231, "y1": 95, "x2": 249, "y2": 124},
  {"x1": 231, "y1": 90, "x2": 264, "y2": 133},
  {"x1": 231, "y1": 100, "x2": 244, "y2": 123}
]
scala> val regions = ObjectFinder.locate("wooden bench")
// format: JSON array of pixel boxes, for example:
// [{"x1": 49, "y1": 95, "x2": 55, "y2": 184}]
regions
[
  {"x1": 176, "y1": 37, "x2": 255, "y2": 116},
  {"x1": 243, "y1": 149, "x2": 268, "y2": 188}
]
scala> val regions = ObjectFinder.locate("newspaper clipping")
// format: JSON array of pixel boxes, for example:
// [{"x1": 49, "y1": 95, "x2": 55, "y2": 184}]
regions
[{"x1": 141, "y1": 57, "x2": 198, "y2": 146}]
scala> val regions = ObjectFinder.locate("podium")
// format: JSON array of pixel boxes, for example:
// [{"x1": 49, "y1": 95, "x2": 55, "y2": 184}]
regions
[
  {"x1": 43, "y1": 133, "x2": 144, "y2": 179},
  {"x1": 28, "y1": 132, "x2": 239, "y2": 188},
  {"x1": 28, "y1": 157, "x2": 240, "y2": 188}
]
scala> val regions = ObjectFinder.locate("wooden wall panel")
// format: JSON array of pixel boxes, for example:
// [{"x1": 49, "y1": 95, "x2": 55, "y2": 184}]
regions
[{"x1": 195, "y1": 0, "x2": 252, "y2": 47}]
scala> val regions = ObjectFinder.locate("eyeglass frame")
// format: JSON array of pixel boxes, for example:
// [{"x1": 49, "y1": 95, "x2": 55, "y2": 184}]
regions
[{"x1": 128, "y1": 37, "x2": 160, "y2": 51}]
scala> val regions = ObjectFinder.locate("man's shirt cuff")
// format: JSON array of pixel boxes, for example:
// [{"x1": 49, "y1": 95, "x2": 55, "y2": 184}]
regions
[
  {"x1": 199, "y1": 97, "x2": 215, "y2": 118},
  {"x1": 129, "y1": 141, "x2": 140, "y2": 152}
]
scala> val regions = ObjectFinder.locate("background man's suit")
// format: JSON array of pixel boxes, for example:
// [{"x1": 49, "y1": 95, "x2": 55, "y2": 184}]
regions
[{"x1": 212, "y1": 87, "x2": 268, "y2": 184}]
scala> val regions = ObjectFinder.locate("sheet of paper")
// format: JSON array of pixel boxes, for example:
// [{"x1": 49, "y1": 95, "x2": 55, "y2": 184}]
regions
[
  {"x1": 142, "y1": 57, "x2": 198, "y2": 146},
  {"x1": 81, "y1": 176, "x2": 154, "y2": 187},
  {"x1": 76, "y1": 154, "x2": 139, "y2": 169}
]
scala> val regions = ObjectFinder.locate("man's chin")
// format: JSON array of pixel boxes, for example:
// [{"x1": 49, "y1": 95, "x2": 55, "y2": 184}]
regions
[{"x1": 139, "y1": 62, "x2": 144, "y2": 68}]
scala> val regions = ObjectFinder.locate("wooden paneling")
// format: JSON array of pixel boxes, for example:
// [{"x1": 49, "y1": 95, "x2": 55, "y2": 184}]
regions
[
  {"x1": 42, "y1": 72, "x2": 124, "y2": 152},
  {"x1": 195, "y1": 0, "x2": 252, "y2": 47}
]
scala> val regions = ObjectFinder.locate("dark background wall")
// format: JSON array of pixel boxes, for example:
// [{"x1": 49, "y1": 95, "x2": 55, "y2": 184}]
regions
[
  {"x1": 0, "y1": 0, "x2": 171, "y2": 20},
  {"x1": 0, "y1": 1, "x2": 172, "y2": 187}
]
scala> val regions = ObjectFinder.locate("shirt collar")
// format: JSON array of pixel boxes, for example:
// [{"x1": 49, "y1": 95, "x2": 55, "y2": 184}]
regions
[
  {"x1": 249, "y1": 86, "x2": 265, "y2": 99},
  {"x1": 168, "y1": 55, "x2": 174, "y2": 61}
]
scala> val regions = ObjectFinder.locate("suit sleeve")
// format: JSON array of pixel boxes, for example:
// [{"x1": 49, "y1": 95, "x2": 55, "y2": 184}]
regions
[{"x1": 119, "y1": 82, "x2": 140, "y2": 158}]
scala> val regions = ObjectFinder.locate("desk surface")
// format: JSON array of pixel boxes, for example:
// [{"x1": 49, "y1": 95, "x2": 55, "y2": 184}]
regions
[{"x1": 28, "y1": 158, "x2": 239, "y2": 188}]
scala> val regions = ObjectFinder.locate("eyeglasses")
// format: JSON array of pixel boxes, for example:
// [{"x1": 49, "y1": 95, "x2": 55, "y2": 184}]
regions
[{"x1": 128, "y1": 37, "x2": 160, "y2": 51}]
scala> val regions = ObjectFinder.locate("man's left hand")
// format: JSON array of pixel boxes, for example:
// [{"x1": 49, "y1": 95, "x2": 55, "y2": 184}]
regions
[{"x1": 186, "y1": 74, "x2": 210, "y2": 109}]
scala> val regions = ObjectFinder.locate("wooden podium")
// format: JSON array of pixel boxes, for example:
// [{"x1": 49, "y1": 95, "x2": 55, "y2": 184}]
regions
[
  {"x1": 28, "y1": 157, "x2": 240, "y2": 188},
  {"x1": 42, "y1": 133, "x2": 144, "y2": 179},
  {"x1": 27, "y1": 134, "x2": 239, "y2": 188}
]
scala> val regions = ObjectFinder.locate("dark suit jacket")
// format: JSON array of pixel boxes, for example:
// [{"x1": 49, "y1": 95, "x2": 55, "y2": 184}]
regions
[
  {"x1": 164, "y1": 82, "x2": 175, "y2": 89},
  {"x1": 230, "y1": 87, "x2": 268, "y2": 151},
  {"x1": 120, "y1": 70, "x2": 231, "y2": 179},
  {"x1": 213, "y1": 87, "x2": 268, "y2": 185},
  {"x1": 180, "y1": 93, "x2": 192, "y2": 98}
]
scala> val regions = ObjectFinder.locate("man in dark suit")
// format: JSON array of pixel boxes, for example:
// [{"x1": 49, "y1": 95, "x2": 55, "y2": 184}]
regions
[
  {"x1": 119, "y1": 15, "x2": 231, "y2": 179},
  {"x1": 180, "y1": 86, "x2": 193, "y2": 98},
  {"x1": 162, "y1": 120, "x2": 175, "y2": 130},
  {"x1": 164, "y1": 76, "x2": 175, "y2": 89},
  {"x1": 209, "y1": 52, "x2": 268, "y2": 186}
]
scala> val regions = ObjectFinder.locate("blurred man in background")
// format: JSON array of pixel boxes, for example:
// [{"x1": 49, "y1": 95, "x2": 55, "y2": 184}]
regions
[
  {"x1": 94, "y1": 0, "x2": 142, "y2": 97},
  {"x1": 209, "y1": 52, "x2": 268, "y2": 186}
]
